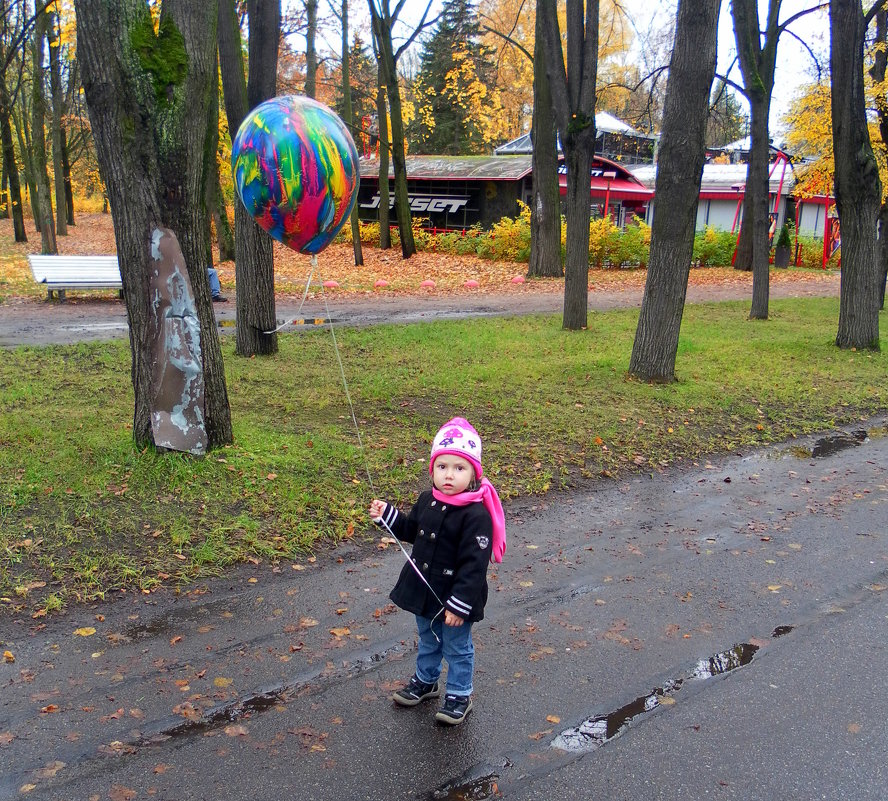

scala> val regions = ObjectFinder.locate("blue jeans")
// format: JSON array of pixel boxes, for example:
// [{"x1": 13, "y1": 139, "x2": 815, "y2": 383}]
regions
[
  {"x1": 207, "y1": 267, "x2": 221, "y2": 298},
  {"x1": 414, "y1": 613, "x2": 475, "y2": 697}
]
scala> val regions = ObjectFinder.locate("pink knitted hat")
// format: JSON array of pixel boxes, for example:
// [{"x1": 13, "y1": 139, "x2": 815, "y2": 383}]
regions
[{"x1": 429, "y1": 417, "x2": 483, "y2": 478}]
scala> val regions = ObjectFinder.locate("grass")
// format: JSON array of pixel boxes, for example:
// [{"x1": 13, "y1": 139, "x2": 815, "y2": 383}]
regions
[{"x1": 1, "y1": 297, "x2": 886, "y2": 616}]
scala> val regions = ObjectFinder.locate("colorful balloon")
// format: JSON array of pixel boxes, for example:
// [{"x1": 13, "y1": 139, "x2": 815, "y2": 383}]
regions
[{"x1": 231, "y1": 96, "x2": 360, "y2": 255}]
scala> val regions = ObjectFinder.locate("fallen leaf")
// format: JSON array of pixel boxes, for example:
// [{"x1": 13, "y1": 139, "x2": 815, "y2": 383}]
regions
[
  {"x1": 329, "y1": 627, "x2": 351, "y2": 637},
  {"x1": 214, "y1": 677, "x2": 234, "y2": 688},
  {"x1": 40, "y1": 704, "x2": 60, "y2": 713},
  {"x1": 657, "y1": 696, "x2": 676, "y2": 706},
  {"x1": 154, "y1": 763, "x2": 170, "y2": 774},
  {"x1": 19, "y1": 785, "x2": 37, "y2": 794},
  {"x1": 35, "y1": 761, "x2": 66, "y2": 779},
  {"x1": 3, "y1": 651, "x2": 13, "y2": 663},
  {"x1": 545, "y1": 714, "x2": 561, "y2": 724},
  {"x1": 300, "y1": 617, "x2": 319, "y2": 628},
  {"x1": 0, "y1": 732, "x2": 13, "y2": 746},
  {"x1": 109, "y1": 785, "x2": 137, "y2": 801},
  {"x1": 528, "y1": 729, "x2": 553, "y2": 740},
  {"x1": 224, "y1": 724, "x2": 249, "y2": 737},
  {"x1": 847, "y1": 722, "x2": 862, "y2": 734},
  {"x1": 519, "y1": 581, "x2": 534, "y2": 588},
  {"x1": 74, "y1": 627, "x2": 96, "y2": 637},
  {"x1": 170, "y1": 636, "x2": 182, "y2": 645}
]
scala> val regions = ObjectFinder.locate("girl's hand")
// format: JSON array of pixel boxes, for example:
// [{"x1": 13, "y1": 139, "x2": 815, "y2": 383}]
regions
[
  {"x1": 369, "y1": 499, "x2": 386, "y2": 522},
  {"x1": 444, "y1": 610, "x2": 464, "y2": 627}
]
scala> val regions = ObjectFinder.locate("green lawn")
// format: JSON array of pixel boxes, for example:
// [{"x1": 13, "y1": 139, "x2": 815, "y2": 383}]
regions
[{"x1": 1, "y1": 298, "x2": 885, "y2": 614}]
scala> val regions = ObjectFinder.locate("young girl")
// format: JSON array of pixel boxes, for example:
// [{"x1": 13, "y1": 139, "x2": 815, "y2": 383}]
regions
[{"x1": 369, "y1": 417, "x2": 505, "y2": 725}]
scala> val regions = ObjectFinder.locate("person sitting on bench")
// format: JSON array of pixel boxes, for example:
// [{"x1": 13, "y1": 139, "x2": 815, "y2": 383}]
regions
[{"x1": 207, "y1": 267, "x2": 228, "y2": 302}]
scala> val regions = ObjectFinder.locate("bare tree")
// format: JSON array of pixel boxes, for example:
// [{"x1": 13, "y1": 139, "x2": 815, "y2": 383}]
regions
[
  {"x1": 368, "y1": 0, "x2": 436, "y2": 259},
  {"x1": 830, "y1": 0, "x2": 883, "y2": 349},
  {"x1": 538, "y1": 0, "x2": 598, "y2": 330},
  {"x1": 218, "y1": 0, "x2": 281, "y2": 357},
  {"x1": 31, "y1": 5, "x2": 56, "y2": 254},
  {"x1": 629, "y1": 0, "x2": 721, "y2": 382}
]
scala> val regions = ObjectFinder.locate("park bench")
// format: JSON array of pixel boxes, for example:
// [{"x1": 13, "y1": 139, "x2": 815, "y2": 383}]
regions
[{"x1": 27, "y1": 254, "x2": 122, "y2": 301}]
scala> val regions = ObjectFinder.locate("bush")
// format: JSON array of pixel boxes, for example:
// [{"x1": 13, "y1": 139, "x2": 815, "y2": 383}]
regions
[
  {"x1": 693, "y1": 226, "x2": 737, "y2": 267},
  {"x1": 795, "y1": 235, "x2": 840, "y2": 269}
]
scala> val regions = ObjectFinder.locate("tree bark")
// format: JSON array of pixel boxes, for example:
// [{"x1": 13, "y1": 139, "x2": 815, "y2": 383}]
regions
[
  {"x1": 830, "y1": 0, "x2": 881, "y2": 349},
  {"x1": 528, "y1": 9, "x2": 562, "y2": 278},
  {"x1": 370, "y1": 2, "x2": 415, "y2": 258},
  {"x1": 76, "y1": 0, "x2": 233, "y2": 448},
  {"x1": 219, "y1": 0, "x2": 280, "y2": 356},
  {"x1": 31, "y1": 8, "x2": 57, "y2": 254},
  {"x1": 538, "y1": 0, "x2": 598, "y2": 330},
  {"x1": 732, "y1": 0, "x2": 781, "y2": 320},
  {"x1": 0, "y1": 81, "x2": 27, "y2": 241},
  {"x1": 304, "y1": 0, "x2": 318, "y2": 98},
  {"x1": 47, "y1": 11, "x2": 66, "y2": 237},
  {"x1": 13, "y1": 104, "x2": 40, "y2": 226},
  {"x1": 341, "y1": 0, "x2": 363, "y2": 265},
  {"x1": 375, "y1": 58, "x2": 391, "y2": 249},
  {"x1": 629, "y1": 0, "x2": 721, "y2": 382},
  {"x1": 869, "y1": 7, "x2": 888, "y2": 311}
]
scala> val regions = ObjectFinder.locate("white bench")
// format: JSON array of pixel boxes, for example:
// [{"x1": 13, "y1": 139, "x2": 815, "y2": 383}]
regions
[{"x1": 27, "y1": 254, "x2": 123, "y2": 301}]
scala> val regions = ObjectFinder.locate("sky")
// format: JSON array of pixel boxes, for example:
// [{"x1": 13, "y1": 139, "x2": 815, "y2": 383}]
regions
[{"x1": 299, "y1": 0, "x2": 831, "y2": 137}]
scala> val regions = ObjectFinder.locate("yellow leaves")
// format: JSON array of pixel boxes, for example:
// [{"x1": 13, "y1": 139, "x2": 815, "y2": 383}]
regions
[
  {"x1": 3, "y1": 651, "x2": 14, "y2": 663},
  {"x1": 545, "y1": 714, "x2": 561, "y2": 724},
  {"x1": 329, "y1": 627, "x2": 351, "y2": 638},
  {"x1": 74, "y1": 627, "x2": 96, "y2": 637},
  {"x1": 213, "y1": 677, "x2": 234, "y2": 688}
]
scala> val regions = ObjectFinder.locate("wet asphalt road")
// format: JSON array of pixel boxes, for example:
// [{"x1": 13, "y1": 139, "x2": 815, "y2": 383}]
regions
[
  {"x1": 0, "y1": 275, "x2": 842, "y2": 347},
  {"x1": 1, "y1": 423, "x2": 886, "y2": 800}
]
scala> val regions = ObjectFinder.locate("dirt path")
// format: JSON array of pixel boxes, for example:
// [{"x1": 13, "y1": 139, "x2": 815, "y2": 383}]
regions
[{"x1": 0, "y1": 273, "x2": 841, "y2": 347}]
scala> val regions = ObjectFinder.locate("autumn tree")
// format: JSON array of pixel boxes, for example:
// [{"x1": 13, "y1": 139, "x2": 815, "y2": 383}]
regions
[
  {"x1": 538, "y1": 0, "x2": 598, "y2": 330},
  {"x1": 409, "y1": 0, "x2": 507, "y2": 154},
  {"x1": 76, "y1": 0, "x2": 233, "y2": 449},
  {"x1": 629, "y1": 0, "x2": 721, "y2": 382},
  {"x1": 830, "y1": 0, "x2": 883, "y2": 349},
  {"x1": 869, "y1": 6, "x2": 888, "y2": 308},
  {"x1": 218, "y1": 0, "x2": 281, "y2": 357}
]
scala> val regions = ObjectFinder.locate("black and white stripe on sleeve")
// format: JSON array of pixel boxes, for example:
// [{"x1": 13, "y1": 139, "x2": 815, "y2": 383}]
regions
[{"x1": 446, "y1": 594, "x2": 472, "y2": 619}]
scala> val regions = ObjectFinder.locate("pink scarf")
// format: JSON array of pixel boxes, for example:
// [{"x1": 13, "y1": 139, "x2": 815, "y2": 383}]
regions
[{"x1": 432, "y1": 478, "x2": 506, "y2": 563}]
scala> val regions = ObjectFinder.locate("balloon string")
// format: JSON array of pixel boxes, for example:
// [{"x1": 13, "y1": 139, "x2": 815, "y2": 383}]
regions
[
  {"x1": 318, "y1": 273, "x2": 376, "y2": 496},
  {"x1": 262, "y1": 256, "x2": 317, "y2": 335}
]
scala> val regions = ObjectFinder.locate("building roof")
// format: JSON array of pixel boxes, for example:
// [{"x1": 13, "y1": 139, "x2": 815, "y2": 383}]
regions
[
  {"x1": 359, "y1": 155, "x2": 533, "y2": 181},
  {"x1": 631, "y1": 162, "x2": 796, "y2": 195},
  {"x1": 494, "y1": 114, "x2": 656, "y2": 155}
]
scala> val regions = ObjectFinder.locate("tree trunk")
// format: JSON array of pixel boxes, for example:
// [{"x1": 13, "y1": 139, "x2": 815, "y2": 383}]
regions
[
  {"x1": 745, "y1": 100, "x2": 771, "y2": 318},
  {"x1": 341, "y1": 0, "x2": 363, "y2": 265},
  {"x1": 538, "y1": 0, "x2": 598, "y2": 330},
  {"x1": 0, "y1": 83, "x2": 27, "y2": 241},
  {"x1": 60, "y1": 124, "x2": 74, "y2": 225},
  {"x1": 528, "y1": 10, "x2": 562, "y2": 278},
  {"x1": 371, "y1": 8, "x2": 415, "y2": 258},
  {"x1": 219, "y1": 0, "x2": 280, "y2": 356},
  {"x1": 629, "y1": 0, "x2": 721, "y2": 382},
  {"x1": 375, "y1": 59, "x2": 391, "y2": 249},
  {"x1": 304, "y1": 0, "x2": 318, "y2": 98},
  {"x1": 13, "y1": 103, "x2": 40, "y2": 227},
  {"x1": 31, "y1": 9, "x2": 57, "y2": 254},
  {"x1": 830, "y1": 0, "x2": 881, "y2": 349},
  {"x1": 76, "y1": 0, "x2": 233, "y2": 449},
  {"x1": 731, "y1": 0, "x2": 780, "y2": 320},
  {"x1": 205, "y1": 51, "x2": 234, "y2": 263},
  {"x1": 734, "y1": 200, "x2": 752, "y2": 270},
  {"x1": 869, "y1": 8, "x2": 888, "y2": 311},
  {"x1": 47, "y1": 11, "x2": 66, "y2": 237}
]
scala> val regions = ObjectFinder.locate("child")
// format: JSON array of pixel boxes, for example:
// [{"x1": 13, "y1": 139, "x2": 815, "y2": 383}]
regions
[{"x1": 369, "y1": 417, "x2": 505, "y2": 725}]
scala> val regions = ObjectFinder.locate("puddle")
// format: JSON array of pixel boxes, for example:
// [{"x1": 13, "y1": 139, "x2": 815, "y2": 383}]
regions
[
  {"x1": 551, "y1": 627, "x2": 791, "y2": 754},
  {"x1": 430, "y1": 774, "x2": 501, "y2": 801},
  {"x1": 811, "y1": 430, "x2": 867, "y2": 458}
]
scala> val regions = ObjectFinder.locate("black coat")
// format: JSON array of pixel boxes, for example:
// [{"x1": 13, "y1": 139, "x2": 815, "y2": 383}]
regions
[{"x1": 377, "y1": 490, "x2": 493, "y2": 622}]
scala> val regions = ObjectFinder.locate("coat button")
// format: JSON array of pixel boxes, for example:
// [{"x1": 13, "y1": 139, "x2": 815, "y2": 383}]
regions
[
  {"x1": 422, "y1": 562, "x2": 429, "y2": 570},
  {"x1": 441, "y1": 505, "x2": 447, "y2": 511},
  {"x1": 431, "y1": 500, "x2": 436, "y2": 506},
  {"x1": 419, "y1": 529, "x2": 425, "y2": 536},
  {"x1": 430, "y1": 532, "x2": 436, "y2": 540}
]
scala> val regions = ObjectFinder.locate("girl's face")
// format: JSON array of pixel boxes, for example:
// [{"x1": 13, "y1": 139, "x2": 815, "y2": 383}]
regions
[{"x1": 432, "y1": 454, "x2": 476, "y2": 495}]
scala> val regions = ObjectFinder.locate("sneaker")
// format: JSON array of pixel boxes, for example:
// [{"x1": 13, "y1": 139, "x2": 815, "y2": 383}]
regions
[
  {"x1": 212, "y1": 295, "x2": 229, "y2": 303},
  {"x1": 435, "y1": 694, "x2": 473, "y2": 725},
  {"x1": 392, "y1": 675, "x2": 441, "y2": 707}
]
